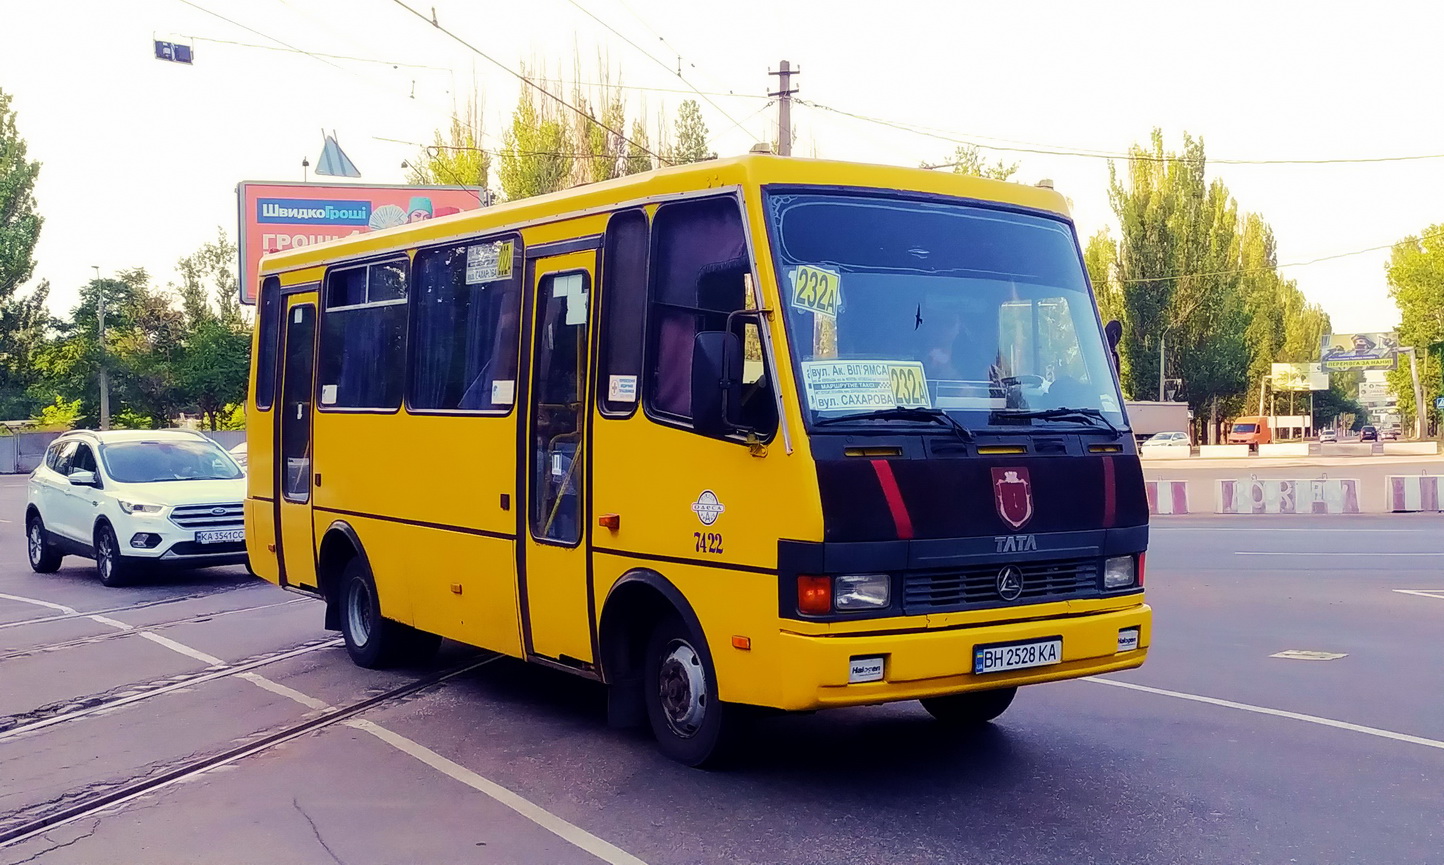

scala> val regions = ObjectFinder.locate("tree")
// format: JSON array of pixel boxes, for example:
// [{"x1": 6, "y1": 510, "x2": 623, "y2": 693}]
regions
[
  {"x1": 939, "y1": 144, "x2": 1018, "y2": 181},
  {"x1": 623, "y1": 117, "x2": 655, "y2": 175},
  {"x1": 1083, "y1": 229, "x2": 1123, "y2": 327},
  {"x1": 0, "y1": 87, "x2": 50, "y2": 419},
  {"x1": 497, "y1": 73, "x2": 574, "y2": 201},
  {"x1": 404, "y1": 96, "x2": 491, "y2": 192},
  {"x1": 176, "y1": 318, "x2": 250, "y2": 429},
  {"x1": 1385, "y1": 224, "x2": 1444, "y2": 434},
  {"x1": 668, "y1": 99, "x2": 715, "y2": 165}
]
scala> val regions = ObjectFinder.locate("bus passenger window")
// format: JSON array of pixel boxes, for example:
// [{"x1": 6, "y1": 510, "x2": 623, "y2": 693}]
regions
[
  {"x1": 410, "y1": 237, "x2": 523, "y2": 413},
  {"x1": 597, "y1": 211, "x2": 647, "y2": 415},
  {"x1": 319, "y1": 261, "x2": 407, "y2": 410},
  {"x1": 646, "y1": 196, "x2": 774, "y2": 438},
  {"x1": 254, "y1": 277, "x2": 280, "y2": 410}
]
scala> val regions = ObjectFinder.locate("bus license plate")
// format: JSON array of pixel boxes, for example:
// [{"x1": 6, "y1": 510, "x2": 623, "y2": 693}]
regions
[
  {"x1": 196, "y1": 529, "x2": 245, "y2": 545},
  {"x1": 974, "y1": 638, "x2": 1062, "y2": 675}
]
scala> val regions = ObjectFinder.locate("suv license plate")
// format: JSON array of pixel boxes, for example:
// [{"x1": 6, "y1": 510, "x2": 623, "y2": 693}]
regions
[
  {"x1": 196, "y1": 529, "x2": 245, "y2": 545},
  {"x1": 973, "y1": 638, "x2": 1062, "y2": 675}
]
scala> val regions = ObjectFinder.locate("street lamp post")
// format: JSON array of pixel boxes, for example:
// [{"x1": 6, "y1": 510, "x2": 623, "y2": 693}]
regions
[{"x1": 92, "y1": 265, "x2": 110, "y2": 431}]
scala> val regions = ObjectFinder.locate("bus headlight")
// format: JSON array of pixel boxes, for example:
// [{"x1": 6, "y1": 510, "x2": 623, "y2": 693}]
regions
[
  {"x1": 833, "y1": 574, "x2": 890, "y2": 610},
  {"x1": 1103, "y1": 556, "x2": 1137, "y2": 589}
]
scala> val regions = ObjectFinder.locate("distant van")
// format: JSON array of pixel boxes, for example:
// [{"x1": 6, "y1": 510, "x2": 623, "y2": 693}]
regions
[{"x1": 1228, "y1": 416, "x2": 1272, "y2": 446}]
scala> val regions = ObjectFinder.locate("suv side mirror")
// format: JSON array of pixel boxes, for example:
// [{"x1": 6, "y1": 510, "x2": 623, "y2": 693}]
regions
[
  {"x1": 692, "y1": 330, "x2": 743, "y2": 437},
  {"x1": 68, "y1": 470, "x2": 98, "y2": 487}
]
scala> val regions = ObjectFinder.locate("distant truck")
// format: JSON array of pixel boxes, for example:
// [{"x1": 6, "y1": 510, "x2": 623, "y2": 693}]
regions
[
  {"x1": 1124, "y1": 401, "x2": 1191, "y2": 445},
  {"x1": 1228, "y1": 416, "x2": 1273, "y2": 446}
]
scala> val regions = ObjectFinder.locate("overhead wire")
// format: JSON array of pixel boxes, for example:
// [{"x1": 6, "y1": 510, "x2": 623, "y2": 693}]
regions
[
  {"x1": 186, "y1": 34, "x2": 451, "y2": 69},
  {"x1": 386, "y1": 0, "x2": 669, "y2": 164},
  {"x1": 1119, "y1": 228, "x2": 1444, "y2": 284}
]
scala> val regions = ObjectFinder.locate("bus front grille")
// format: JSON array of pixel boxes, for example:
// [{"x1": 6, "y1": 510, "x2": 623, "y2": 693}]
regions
[{"x1": 903, "y1": 559, "x2": 1099, "y2": 613}]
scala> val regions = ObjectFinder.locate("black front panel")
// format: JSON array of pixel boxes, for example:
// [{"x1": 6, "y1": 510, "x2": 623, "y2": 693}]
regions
[{"x1": 904, "y1": 557, "x2": 1098, "y2": 614}]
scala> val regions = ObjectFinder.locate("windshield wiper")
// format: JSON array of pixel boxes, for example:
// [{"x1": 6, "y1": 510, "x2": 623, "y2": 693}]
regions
[
  {"x1": 814, "y1": 407, "x2": 974, "y2": 442},
  {"x1": 992, "y1": 406, "x2": 1122, "y2": 437}
]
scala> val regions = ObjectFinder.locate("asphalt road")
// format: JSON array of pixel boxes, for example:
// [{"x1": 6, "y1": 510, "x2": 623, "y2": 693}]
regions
[{"x1": 2, "y1": 474, "x2": 1443, "y2": 864}]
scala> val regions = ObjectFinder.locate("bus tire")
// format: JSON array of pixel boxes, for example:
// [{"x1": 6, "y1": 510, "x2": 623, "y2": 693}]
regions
[
  {"x1": 919, "y1": 687, "x2": 1017, "y2": 726},
  {"x1": 339, "y1": 557, "x2": 437, "y2": 668},
  {"x1": 644, "y1": 614, "x2": 736, "y2": 768}
]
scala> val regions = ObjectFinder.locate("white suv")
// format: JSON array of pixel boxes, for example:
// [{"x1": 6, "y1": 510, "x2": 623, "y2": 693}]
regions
[{"x1": 25, "y1": 430, "x2": 247, "y2": 586}]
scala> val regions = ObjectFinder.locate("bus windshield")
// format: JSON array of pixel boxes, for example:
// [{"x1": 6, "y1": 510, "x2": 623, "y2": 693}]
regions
[{"x1": 764, "y1": 191, "x2": 1125, "y2": 431}]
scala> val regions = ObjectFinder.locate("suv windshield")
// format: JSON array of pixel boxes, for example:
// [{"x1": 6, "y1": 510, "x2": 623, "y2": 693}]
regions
[
  {"x1": 100, "y1": 440, "x2": 243, "y2": 483},
  {"x1": 764, "y1": 191, "x2": 1125, "y2": 431}
]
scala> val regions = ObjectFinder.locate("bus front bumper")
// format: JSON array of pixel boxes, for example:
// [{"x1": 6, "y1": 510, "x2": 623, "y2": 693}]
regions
[{"x1": 762, "y1": 604, "x2": 1151, "y2": 711}]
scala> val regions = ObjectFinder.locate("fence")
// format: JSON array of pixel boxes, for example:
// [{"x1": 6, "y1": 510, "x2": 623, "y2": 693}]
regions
[{"x1": 0, "y1": 429, "x2": 246, "y2": 473}]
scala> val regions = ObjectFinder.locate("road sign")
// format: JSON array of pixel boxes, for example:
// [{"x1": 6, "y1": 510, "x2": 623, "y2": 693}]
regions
[
  {"x1": 1433, "y1": 396, "x2": 1444, "y2": 412},
  {"x1": 154, "y1": 41, "x2": 193, "y2": 64}
]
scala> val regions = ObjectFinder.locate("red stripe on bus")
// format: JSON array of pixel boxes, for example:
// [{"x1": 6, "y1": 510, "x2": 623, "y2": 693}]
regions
[{"x1": 870, "y1": 460, "x2": 914, "y2": 540}]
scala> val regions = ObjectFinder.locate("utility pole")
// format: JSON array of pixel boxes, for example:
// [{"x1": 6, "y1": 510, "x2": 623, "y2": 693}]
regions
[
  {"x1": 92, "y1": 265, "x2": 110, "y2": 431},
  {"x1": 1402, "y1": 346, "x2": 1425, "y2": 439},
  {"x1": 768, "y1": 60, "x2": 798, "y2": 156},
  {"x1": 1157, "y1": 333, "x2": 1165, "y2": 401}
]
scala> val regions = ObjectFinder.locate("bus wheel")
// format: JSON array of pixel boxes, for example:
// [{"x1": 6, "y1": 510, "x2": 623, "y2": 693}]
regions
[
  {"x1": 644, "y1": 615, "x2": 735, "y2": 767},
  {"x1": 339, "y1": 558, "x2": 439, "y2": 668},
  {"x1": 919, "y1": 687, "x2": 1017, "y2": 726}
]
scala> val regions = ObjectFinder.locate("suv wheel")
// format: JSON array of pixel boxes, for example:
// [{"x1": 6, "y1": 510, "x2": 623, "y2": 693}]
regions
[
  {"x1": 95, "y1": 523, "x2": 137, "y2": 587},
  {"x1": 26, "y1": 513, "x2": 63, "y2": 573}
]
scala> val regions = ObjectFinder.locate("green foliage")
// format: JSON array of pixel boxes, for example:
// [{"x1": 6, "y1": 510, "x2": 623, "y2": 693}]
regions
[
  {"x1": 623, "y1": 117, "x2": 654, "y2": 175},
  {"x1": 498, "y1": 74, "x2": 574, "y2": 201},
  {"x1": 0, "y1": 87, "x2": 50, "y2": 419},
  {"x1": 668, "y1": 100, "x2": 715, "y2": 165},
  {"x1": 30, "y1": 395, "x2": 80, "y2": 430},
  {"x1": 940, "y1": 144, "x2": 1018, "y2": 181},
  {"x1": 1385, "y1": 225, "x2": 1444, "y2": 434},
  {"x1": 404, "y1": 97, "x2": 491, "y2": 191},
  {"x1": 218, "y1": 403, "x2": 246, "y2": 431}
]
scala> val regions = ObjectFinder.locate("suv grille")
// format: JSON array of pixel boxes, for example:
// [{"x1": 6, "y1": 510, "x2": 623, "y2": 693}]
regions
[
  {"x1": 903, "y1": 558, "x2": 1099, "y2": 613},
  {"x1": 169, "y1": 503, "x2": 244, "y2": 531}
]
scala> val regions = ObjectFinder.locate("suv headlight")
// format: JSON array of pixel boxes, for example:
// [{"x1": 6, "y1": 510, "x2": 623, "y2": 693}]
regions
[
  {"x1": 1103, "y1": 556, "x2": 1137, "y2": 589},
  {"x1": 833, "y1": 574, "x2": 890, "y2": 610},
  {"x1": 118, "y1": 500, "x2": 163, "y2": 515}
]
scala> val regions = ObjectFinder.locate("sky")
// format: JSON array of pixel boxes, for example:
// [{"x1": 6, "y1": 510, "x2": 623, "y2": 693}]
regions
[{"x1": 4, "y1": 0, "x2": 1443, "y2": 334}]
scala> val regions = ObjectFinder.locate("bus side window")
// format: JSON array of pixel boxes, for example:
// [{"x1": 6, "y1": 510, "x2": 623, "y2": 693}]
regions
[
  {"x1": 255, "y1": 277, "x2": 280, "y2": 410},
  {"x1": 597, "y1": 210, "x2": 648, "y2": 416},
  {"x1": 646, "y1": 196, "x2": 774, "y2": 438},
  {"x1": 409, "y1": 236, "x2": 523, "y2": 413},
  {"x1": 319, "y1": 261, "x2": 408, "y2": 411}
]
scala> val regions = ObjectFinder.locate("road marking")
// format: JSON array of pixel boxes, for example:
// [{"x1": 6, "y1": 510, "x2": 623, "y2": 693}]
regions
[
  {"x1": 139, "y1": 632, "x2": 225, "y2": 666},
  {"x1": 1270, "y1": 650, "x2": 1347, "y2": 660},
  {"x1": 1086, "y1": 677, "x2": 1444, "y2": 752},
  {"x1": 1235, "y1": 551, "x2": 1441, "y2": 557},
  {"x1": 345, "y1": 719, "x2": 649, "y2": 865},
  {"x1": 1394, "y1": 589, "x2": 1444, "y2": 600},
  {"x1": 0, "y1": 592, "x2": 77, "y2": 614},
  {"x1": 236, "y1": 672, "x2": 332, "y2": 711}
]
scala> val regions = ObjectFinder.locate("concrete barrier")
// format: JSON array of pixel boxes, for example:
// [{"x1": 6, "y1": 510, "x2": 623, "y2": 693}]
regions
[
  {"x1": 1140, "y1": 445, "x2": 1192, "y2": 461},
  {"x1": 1258, "y1": 443, "x2": 1310, "y2": 457},
  {"x1": 1146, "y1": 480, "x2": 1190, "y2": 515},
  {"x1": 1217, "y1": 477, "x2": 1360, "y2": 514},
  {"x1": 1383, "y1": 442, "x2": 1439, "y2": 456},
  {"x1": 1325, "y1": 443, "x2": 1374, "y2": 456},
  {"x1": 1199, "y1": 445, "x2": 1250, "y2": 458},
  {"x1": 1386, "y1": 475, "x2": 1442, "y2": 512}
]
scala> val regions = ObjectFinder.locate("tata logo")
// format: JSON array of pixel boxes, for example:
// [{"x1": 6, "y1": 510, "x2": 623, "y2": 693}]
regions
[
  {"x1": 994, "y1": 534, "x2": 1038, "y2": 554},
  {"x1": 996, "y1": 566, "x2": 1024, "y2": 602}
]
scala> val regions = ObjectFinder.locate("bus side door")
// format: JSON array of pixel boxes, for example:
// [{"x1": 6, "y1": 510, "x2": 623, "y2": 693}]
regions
[
  {"x1": 276, "y1": 293, "x2": 319, "y2": 591},
  {"x1": 520, "y1": 251, "x2": 597, "y2": 664}
]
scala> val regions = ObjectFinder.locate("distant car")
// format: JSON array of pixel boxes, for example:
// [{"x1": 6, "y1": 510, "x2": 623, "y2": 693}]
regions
[
  {"x1": 1382, "y1": 428, "x2": 1401, "y2": 441},
  {"x1": 25, "y1": 429, "x2": 247, "y2": 586},
  {"x1": 1144, "y1": 431, "x2": 1191, "y2": 447},
  {"x1": 229, "y1": 441, "x2": 247, "y2": 469},
  {"x1": 1360, "y1": 426, "x2": 1378, "y2": 442},
  {"x1": 1319, "y1": 429, "x2": 1338, "y2": 443}
]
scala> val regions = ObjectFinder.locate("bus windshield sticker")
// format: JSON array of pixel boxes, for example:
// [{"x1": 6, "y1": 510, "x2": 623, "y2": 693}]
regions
[
  {"x1": 801, "y1": 360, "x2": 932, "y2": 412},
  {"x1": 491, "y1": 380, "x2": 515, "y2": 405},
  {"x1": 608, "y1": 375, "x2": 638, "y2": 403},
  {"x1": 320, "y1": 384, "x2": 338, "y2": 405},
  {"x1": 789, "y1": 265, "x2": 842, "y2": 319},
  {"x1": 465, "y1": 240, "x2": 515, "y2": 284}
]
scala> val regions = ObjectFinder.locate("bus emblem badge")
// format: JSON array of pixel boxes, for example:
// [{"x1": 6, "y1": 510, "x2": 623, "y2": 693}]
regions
[
  {"x1": 992, "y1": 468, "x2": 1033, "y2": 531},
  {"x1": 691, "y1": 490, "x2": 726, "y2": 526},
  {"x1": 996, "y1": 566, "x2": 1024, "y2": 602}
]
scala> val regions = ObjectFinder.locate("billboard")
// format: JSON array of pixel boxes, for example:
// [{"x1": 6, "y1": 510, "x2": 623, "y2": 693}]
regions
[
  {"x1": 1271, "y1": 362, "x2": 1329, "y2": 392},
  {"x1": 237, "y1": 181, "x2": 487, "y2": 304},
  {"x1": 1320, "y1": 332, "x2": 1398, "y2": 371},
  {"x1": 1358, "y1": 380, "x2": 1393, "y2": 406}
]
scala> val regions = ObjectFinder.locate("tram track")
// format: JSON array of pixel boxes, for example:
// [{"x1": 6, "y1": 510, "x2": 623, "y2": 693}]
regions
[
  {"x1": 0, "y1": 582, "x2": 274, "y2": 634},
  {"x1": 0, "y1": 653, "x2": 499, "y2": 848},
  {"x1": 0, "y1": 598, "x2": 307, "y2": 662}
]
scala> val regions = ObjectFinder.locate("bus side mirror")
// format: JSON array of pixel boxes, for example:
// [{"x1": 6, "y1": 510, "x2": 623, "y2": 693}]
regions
[
  {"x1": 1104, "y1": 319, "x2": 1123, "y2": 372},
  {"x1": 692, "y1": 331, "x2": 742, "y2": 437}
]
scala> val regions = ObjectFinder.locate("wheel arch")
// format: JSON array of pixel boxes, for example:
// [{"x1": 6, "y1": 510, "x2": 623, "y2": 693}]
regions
[
  {"x1": 317, "y1": 520, "x2": 371, "y2": 631},
  {"x1": 597, "y1": 567, "x2": 709, "y2": 691}
]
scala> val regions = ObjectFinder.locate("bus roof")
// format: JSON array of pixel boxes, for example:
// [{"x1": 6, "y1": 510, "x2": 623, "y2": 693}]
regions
[{"x1": 258, "y1": 154, "x2": 1072, "y2": 277}]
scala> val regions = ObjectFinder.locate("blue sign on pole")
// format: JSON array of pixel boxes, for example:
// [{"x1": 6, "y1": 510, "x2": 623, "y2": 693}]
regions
[
  {"x1": 1433, "y1": 396, "x2": 1444, "y2": 412},
  {"x1": 154, "y1": 41, "x2": 193, "y2": 64}
]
